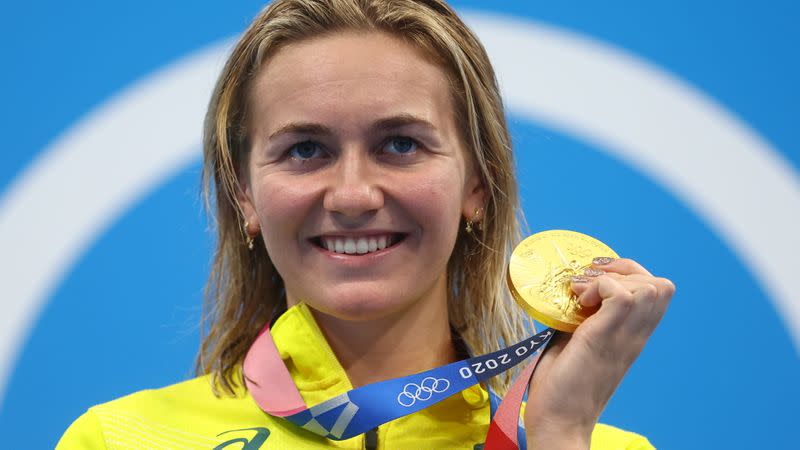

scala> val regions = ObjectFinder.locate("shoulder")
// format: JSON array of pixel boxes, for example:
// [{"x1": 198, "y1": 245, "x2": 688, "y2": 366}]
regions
[
  {"x1": 56, "y1": 374, "x2": 268, "y2": 450},
  {"x1": 57, "y1": 408, "x2": 106, "y2": 450},
  {"x1": 591, "y1": 423, "x2": 655, "y2": 450}
]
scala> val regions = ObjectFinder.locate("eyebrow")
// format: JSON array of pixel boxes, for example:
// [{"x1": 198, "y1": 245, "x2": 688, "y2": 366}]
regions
[
  {"x1": 268, "y1": 122, "x2": 330, "y2": 140},
  {"x1": 268, "y1": 113, "x2": 437, "y2": 141},
  {"x1": 372, "y1": 113, "x2": 437, "y2": 133}
]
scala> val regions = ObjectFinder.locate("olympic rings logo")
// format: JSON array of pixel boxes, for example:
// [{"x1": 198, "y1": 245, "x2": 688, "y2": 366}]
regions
[{"x1": 396, "y1": 377, "x2": 451, "y2": 407}]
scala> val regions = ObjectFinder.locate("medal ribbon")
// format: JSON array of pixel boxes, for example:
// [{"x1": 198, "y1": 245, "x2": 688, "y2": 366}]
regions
[{"x1": 244, "y1": 322, "x2": 552, "y2": 447}]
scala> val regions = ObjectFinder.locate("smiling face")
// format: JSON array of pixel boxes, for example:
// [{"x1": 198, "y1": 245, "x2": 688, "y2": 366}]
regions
[{"x1": 238, "y1": 31, "x2": 485, "y2": 321}]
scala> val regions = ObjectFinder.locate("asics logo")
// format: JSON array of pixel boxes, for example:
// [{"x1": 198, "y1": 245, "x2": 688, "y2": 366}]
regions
[
  {"x1": 214, "y1": 427, "x2": 270, "y2": 449},
  {"x1": 397, "y1": 377, "x2": 450, "y2": 407}
]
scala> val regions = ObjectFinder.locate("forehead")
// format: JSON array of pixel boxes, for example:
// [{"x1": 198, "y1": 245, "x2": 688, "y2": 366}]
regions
[{"x1": 249, "y1": 31, "x2": 457, "y2": 132}]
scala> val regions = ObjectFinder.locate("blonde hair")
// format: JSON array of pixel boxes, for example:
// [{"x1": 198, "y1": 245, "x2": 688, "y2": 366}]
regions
[{"x1": 199, "y1": 0, "x2": 529, "y2": 396}]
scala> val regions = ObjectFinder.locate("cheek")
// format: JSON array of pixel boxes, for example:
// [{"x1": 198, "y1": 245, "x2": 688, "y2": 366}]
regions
[
  {"x1": 252, "y1": 178, "x2": 319, "y2": 245},
  {"x1": 401, "y1": 168, "x2": 465, "y2": 240}
]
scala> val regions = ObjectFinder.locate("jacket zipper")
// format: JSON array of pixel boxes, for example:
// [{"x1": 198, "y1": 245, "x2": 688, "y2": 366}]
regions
[{"x1": 364, "y1": 427, "x2": 378, "y2": 450}]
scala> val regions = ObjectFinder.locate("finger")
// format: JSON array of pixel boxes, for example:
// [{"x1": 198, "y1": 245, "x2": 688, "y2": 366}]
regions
[
  {"x1": 596, "y1": 272, "x2": 670, "y2": 290},
  {"x1": 656, "y1": 276, "x2": 677, "y2": 299},
  {"x1": 575, "y1": 274, "x2": 631, "y2": 308},
  {"x1": 591, "y1": 257, "x2": 652, "y2": 276},
  {"x1": 604, "y1": 274, "x2": 676, "y2": 311},
  {"x1": 592, "y1": 276, "x2": 674, "y2": 338},
  {"x1": 571, "y1": 275, "x2": 600, "y2": 306},
  {"x1": 574, "y1": 275, "x2": 674, "y2": 332},
  {"x1": 572, "y1": 271, "x2": 675, "y2": 326},
  {"x1": 568, "y1": 267, "x2": 606, "y2": 297},
  {"x1": 620, "y1": 282, "x2": 665, "y2": 339},
  {"x1": 629, "y1": 277, "x2": 675, "y2": 327},
  {"x1": 573, "y1": 275, "x2": 676, "y2": 355},
  {"x1": 574, "y1": 273, "x2": 672, "y2": 303},
  {"x1": 582, "y1": 276, "x2": 635, "y2": 335},
  {"x1": 569, "y1": 274, "x2": 594, "y2": 297}
]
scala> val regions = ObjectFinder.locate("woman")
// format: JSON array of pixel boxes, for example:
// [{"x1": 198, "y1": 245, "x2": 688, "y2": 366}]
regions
[{"x1": 58, "y1": 0, "x2": 674, "y2": 448}]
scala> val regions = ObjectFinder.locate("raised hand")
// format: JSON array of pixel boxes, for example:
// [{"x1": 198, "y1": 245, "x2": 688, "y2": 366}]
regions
[{"x1": 523, "y1": 257, "x2": 676, "y2": 449}]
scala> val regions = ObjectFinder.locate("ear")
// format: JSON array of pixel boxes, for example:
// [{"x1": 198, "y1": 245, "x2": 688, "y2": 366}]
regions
[
  {"x1": 236, "y1": 176, "x2": 260, "y2": 237},
  {"x1": 461, "y1": 169, "x2": 487, "y2": 224}
]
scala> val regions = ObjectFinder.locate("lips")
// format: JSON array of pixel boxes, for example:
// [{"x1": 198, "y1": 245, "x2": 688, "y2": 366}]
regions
[{"x1": 311, "y1": 233, "x2": 406, "y2": 255}]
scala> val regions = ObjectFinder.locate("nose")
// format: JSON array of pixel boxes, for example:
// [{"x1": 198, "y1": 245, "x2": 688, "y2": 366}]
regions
[{"x1": 323, "y1": 149, "x2": 384, "y2": 220}]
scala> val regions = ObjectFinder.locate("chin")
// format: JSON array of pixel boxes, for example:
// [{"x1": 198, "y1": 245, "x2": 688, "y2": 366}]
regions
[{"x1": 309, "y1": 292, "x2": 412, "y2": 322}]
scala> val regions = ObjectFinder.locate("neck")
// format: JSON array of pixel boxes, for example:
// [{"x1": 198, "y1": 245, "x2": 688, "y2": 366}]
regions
[{"x1": 309, "y1": 278, "x2": 458, "y2": 388}]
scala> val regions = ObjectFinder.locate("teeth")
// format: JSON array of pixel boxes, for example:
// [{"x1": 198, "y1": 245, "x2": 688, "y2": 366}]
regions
[
  {"x1": 356, "y1": 238, "x2": 368, "y2": 254},
  {"x1": 321, "y1": 234, "x2": 398, "y2": 255}
]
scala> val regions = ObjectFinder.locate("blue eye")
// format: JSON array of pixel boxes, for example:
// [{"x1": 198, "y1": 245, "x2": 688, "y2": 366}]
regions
[
  {"x1": 288, "y1": 141, "x2": 324, "y2": 161},
  {"x1": 383, "y1": 137, "x2": 418, "y2": 155}
]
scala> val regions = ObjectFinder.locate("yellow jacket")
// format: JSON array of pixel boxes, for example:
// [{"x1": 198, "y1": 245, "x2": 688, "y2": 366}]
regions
[{"x1": 58, "y1": 303, "x2": 654, "y2": 449}]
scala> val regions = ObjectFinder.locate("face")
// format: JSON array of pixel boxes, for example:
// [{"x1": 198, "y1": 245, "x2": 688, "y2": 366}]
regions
[{"x1": 239, "y1": 31, "x2": 484, "y2": 321}]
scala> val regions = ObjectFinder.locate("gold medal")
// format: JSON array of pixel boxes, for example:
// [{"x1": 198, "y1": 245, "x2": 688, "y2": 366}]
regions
[{"x1": 507, "y1": 230, "x2": 619, "y2": 332}]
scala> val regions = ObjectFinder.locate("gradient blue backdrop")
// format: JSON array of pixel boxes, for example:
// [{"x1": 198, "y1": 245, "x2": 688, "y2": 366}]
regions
[{"x1": 1, "y1": 1, "x2": 798, "y2": 448}]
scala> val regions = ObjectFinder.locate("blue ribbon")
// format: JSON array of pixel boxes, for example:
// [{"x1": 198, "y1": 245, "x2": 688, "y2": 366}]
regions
[{"x1": 284, "y1": 328, "x2": 553, "y2": 440}]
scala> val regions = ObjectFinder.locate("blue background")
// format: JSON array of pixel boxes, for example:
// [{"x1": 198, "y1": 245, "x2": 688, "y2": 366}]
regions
[{"x1": 2, "y1": 1, "x2": 798, "y2": 448}]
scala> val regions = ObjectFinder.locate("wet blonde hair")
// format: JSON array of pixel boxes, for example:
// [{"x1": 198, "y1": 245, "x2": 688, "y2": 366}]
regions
[{"x1": 200, "y1": 0, "x2": 529, "y2": 395}]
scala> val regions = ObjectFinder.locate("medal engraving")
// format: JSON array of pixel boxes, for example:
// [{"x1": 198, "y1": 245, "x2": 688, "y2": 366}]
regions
[{"x1": 507, "y1": 230, "x2": 619, "y2": 332}]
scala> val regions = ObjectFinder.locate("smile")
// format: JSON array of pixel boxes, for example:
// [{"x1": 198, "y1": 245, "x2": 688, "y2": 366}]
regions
[{"x1": 312, "y1": 233, "x2": 406, "y2": 255}]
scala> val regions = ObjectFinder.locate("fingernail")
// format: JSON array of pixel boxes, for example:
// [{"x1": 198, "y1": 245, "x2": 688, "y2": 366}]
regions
[
  {"x1": 592, "y1": 257, "x2": 615, "y2": 265},
  {"x1": 571, "y1": 275, "x2": 591, "y2": 283},
  {"x1": 583, "y1": 268, "x2": 605, "y2": 277}
]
